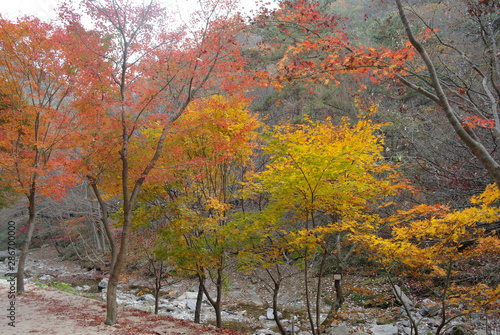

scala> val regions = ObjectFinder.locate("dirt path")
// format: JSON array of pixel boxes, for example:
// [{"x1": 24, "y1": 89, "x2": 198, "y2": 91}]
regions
[{"x1": 0, "y1": 279, "x2": 242, "y2": 335}]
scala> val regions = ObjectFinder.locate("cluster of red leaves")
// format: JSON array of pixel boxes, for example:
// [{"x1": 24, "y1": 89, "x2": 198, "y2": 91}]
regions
[
  {"x1": 462, "y1": 116, "x2": 496, "y2": 129},
  {"x1": 260, "y1": 0, "x2": 415, "y2": 87}
]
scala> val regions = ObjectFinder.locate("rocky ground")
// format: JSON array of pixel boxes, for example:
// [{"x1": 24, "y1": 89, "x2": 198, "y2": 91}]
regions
[{"x1": 1, "y1": 245, "x2": 498, "y2": 335}]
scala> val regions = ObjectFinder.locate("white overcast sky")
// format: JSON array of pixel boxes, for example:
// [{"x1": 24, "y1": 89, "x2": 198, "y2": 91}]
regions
[{"x1": 0, "y1": 0, "x2": 277, "y2": 21}]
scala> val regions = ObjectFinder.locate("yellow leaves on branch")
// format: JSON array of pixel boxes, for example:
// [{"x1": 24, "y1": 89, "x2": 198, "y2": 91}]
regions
[
  {"x1": 256, "y1": 112, "x2": 407, "y2": 222},
  {"x1": 366, "y1": 184, "x2": 500, "y2": 276}
]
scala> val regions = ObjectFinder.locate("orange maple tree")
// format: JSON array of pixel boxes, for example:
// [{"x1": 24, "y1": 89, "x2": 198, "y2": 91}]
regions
[{"x1": 0, "y1": 16, "x2": 91, "y2": 293}]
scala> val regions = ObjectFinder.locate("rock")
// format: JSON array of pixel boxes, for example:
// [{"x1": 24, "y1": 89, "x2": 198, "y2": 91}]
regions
[
  {"x1": 393, "y1": 285, "x2": 413, "y2": 307},
  {"x1": 254, "y1": 329, "x2": 278, "y2": 335},
  {"x1": 449, "y1": 325, "x2": 473, "y2": 335},
  {"x1": 322, "y1": 325, "x2": 350, "y2": 335},
  {"x1": 420, "y1": 298, "x2": 441, "y2": 317},
  {"x1": 24, "y1": 263, "x2": 40, "y2": 277},
  {"x1": 259, "y1": 315, "x2": 267, "y2": 321},
  {"x1": 38, "y1": 274, "x2": 54, "y2": 282},
  {"x1": 0, "y1": 249, "x2": 20, "y2": 261},
  {"x1": 371, "y1": 324, "x2": 398, "y2": 335},
  {"x1": 139, "y1": 293, "x2": 156, "y2": 306},
  {"x1": 266, "y1": 307, "x2": 282, "y2": 320},
  {"x1": 298, "y1": 332, "x2": 313, "y2": 335},
  {"x1": 98, "y1": 278, "x2": 109, "y2": 291},
  {"x1": 81, "y1": 285, "x2": 91, "y2": 291},
  {"x1": 177, "y1": 291, "x2": 199, "y2": 300},
  {"x1": 186, "y1": 299, "x2": 198, "y2": 310}
]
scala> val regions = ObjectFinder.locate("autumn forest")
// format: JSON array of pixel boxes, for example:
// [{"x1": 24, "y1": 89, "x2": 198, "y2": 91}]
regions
[{"x1": 0, "y1": 0, "x2": 499, "y2": 334}]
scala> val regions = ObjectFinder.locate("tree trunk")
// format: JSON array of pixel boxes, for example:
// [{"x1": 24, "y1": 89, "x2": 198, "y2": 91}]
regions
[
  {"x1": 153, "y1": 261, "x2": 163, "y2": 315},
  {"x1": 214, "y1": 266, "x2": 223, "y2": 328},
  {"x1": 272, "y1": 281, "x2": 287, "y2": 335},
  {"x1": 105, "y1": 209, "x2": 133, "y2": 325},
  {"x1": 303, "y1": 255, "x2": 317, "y2": 335},
  {"x1": 194, "y1": 274, "x2": 204, "y2": 324},
  {"x1": 201, "y1": 266, "x2": 224, "y2": 328},
  {"x1": 16, "y1": 190, "x2": 36, "y2": 294},
  {"x1": 89, "y1": 180, "x2": 117, "y2": 270}
]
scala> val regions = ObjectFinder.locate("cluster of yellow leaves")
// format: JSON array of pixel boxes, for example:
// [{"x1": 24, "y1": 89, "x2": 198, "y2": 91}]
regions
[
  {"x1": 255, "y1": 114, "x2": 407, "y2": 227},
  {"x1": 358, "y1": 184, "x2": 500, "y2": 278},
  {"x1": 150, "y1": 94, "x2": 263, "y2": 274},
  {"x1": 449, "y1": 283, "x2": 500, "y2": 314}
]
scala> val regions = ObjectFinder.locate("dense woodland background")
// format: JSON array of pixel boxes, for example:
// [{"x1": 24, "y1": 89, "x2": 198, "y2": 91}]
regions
[{"x1": 0, "y1": 0, "x2": 499, "y2": 334}]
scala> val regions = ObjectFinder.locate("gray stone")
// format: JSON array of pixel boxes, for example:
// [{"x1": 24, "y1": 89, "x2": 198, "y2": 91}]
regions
[
  {"x1": 177, "y1": 291, "x2": 198, "y2": 300},
  {"x1": 266, "y1": 307, "x2": 282, "y2": 320},
  {"x1": 98, "y1": 278, "x2": 109, "y2": 291},
  {"x1": 393, "y1": 285, "x2": 413, "y2": 307},
  {"x1": 81, "y1": 285, "x2": 91, "y2": 291},
  {"x1": 38, "y1": 274, "x2": 54, "y2": 282},
  {"x1": 371, "y1": 324, "x2": 398, "y2": 335},
  {"x1": 420, "y1": 298, "x2": 441, "y2": 317},
  {"x1": 322, "y1": 325, "x2": 350, "y2": 335},
  {"x1": 0, "y1": 249, "x2": 20, "y2": 261},
  {"x1": 254, "y1": 329, "x2": 278, "y2": 335},
  {"x1": 139, "y1": 293, "x2": 156, "y2": 305},
  {"x1": 186, "y1": 299, "x2": 197, "y2": 310}
]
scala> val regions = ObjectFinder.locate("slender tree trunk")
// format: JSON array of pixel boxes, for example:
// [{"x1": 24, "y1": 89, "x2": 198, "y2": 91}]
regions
[
  {"x1": 304, "y1": 255, "x2": 317, "y2": 335},
  {"x1": 315, "y1": 249, "x2": 328, "y2": 331},
  {"x1": 16, "y1": 190, "x2": 36, "y2": 294},
  {"x1": 194, "y1": 274, "x2": 204, "y2": 324},
  {"x1": 214, "y1": 266, "x2": 223, "y2": 328},
  {"x1": 105, "y1": 209, "x2": 133, "y2": 325},
  {"x1": 201, "y1": 265, "x2": 224, "y2": 328},
  {"x1": 272, "y1": 281, "x2": 287, "y2": 335},
  {"x1": 89, "y1": 180, "x2": 117, "y2": 270}
]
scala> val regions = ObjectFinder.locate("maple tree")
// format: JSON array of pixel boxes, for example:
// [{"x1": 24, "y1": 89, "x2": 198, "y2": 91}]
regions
[
  {"x1": 153, "y1": 94, "x2": 262, "y2": 327},
  {"x1": 0, "y1": 16, "x2": 89, "y2": 293},
  {"x1": 354, "y1": 183, "x2": 500, "y2": 335},
  {"x1": 238, "y1": 105, "x2": 408, "y2": 335},
  {"x1": 60, "y1": 0, "x2": 256, "y2": 324}
]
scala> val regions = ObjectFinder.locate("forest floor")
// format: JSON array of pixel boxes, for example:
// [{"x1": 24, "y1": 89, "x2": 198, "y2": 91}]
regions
[
  {"x1": 1, "y1": 246, "x2": 499, "y2": 335},
  {"x1": 0, "y1": 279, "x2": 243, "y2": 335}
]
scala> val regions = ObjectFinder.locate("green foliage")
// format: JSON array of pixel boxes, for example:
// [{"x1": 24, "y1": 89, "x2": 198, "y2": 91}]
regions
[{"x1": 35, "y1": 280, "x2": 78, "y2": 294}]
